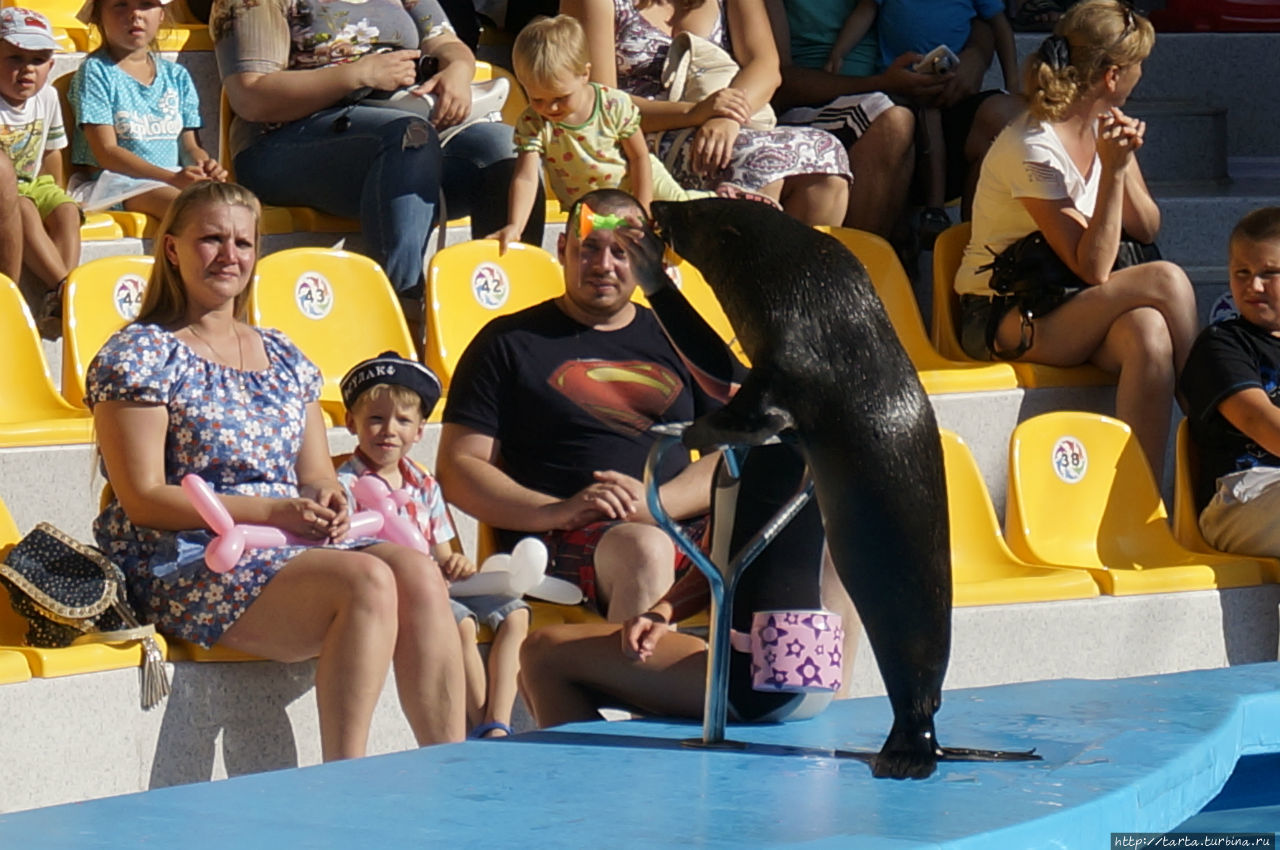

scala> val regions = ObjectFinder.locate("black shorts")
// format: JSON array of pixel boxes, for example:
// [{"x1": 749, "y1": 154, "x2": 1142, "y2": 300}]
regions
[{"x1": 940, "y1": 90, "x2": 1002, "y2": 200}]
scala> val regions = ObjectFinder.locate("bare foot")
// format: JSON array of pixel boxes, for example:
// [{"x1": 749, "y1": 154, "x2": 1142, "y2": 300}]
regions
[{"x1": 715, "y1": 182, "x2": 783, "y2": 210}]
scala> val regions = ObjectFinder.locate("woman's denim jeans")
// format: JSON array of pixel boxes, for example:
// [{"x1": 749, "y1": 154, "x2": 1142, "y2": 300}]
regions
[{"x1": 235, "y1": 105, "x2": 544, "y2": 296}]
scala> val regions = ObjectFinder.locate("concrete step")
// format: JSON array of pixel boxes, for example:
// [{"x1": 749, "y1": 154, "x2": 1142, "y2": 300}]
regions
[
  {"x1": 1126, "y1": 99, "x2": 1228, "y2": 183},
  {"x1": 1004, "y1": 32, "x2": 1280, "y2": 160},
  {"x1": 1149, "y1": 177, "x2": 1280, "y2": 267}
]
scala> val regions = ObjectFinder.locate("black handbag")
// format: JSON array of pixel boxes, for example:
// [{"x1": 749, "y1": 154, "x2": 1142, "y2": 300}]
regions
[
  {"x1": 978, "y1": 231, "x2": 1161, "y2": 359},
  {"x1": 0, "y1": 522, "x2": 169, "y2": 708}
]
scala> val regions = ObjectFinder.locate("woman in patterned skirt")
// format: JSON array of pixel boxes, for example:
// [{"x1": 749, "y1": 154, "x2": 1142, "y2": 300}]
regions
[{"x1": 563, "y1": 0, "x2": 852, "y2": 225}]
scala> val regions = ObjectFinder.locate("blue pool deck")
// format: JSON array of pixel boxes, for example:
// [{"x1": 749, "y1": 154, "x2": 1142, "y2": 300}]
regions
[{"x1": 4, "y1": 663, "x2": 1280, "y2": 847}]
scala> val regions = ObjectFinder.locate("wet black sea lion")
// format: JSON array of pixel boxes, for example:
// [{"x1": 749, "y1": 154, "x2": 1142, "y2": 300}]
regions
[{"x1": 646, "y1": 198, "x2": 991, "y2": 779}]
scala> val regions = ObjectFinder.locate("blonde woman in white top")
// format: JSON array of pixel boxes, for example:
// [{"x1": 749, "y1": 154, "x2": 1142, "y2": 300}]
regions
[{"x1": 956, "y1": 0, "x2": 1196, "y2": 476}]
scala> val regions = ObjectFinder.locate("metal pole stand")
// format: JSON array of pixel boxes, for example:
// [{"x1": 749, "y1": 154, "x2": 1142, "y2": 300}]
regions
[{"x1": 644, "y1": 425, "x2": 813, "y2": 749}]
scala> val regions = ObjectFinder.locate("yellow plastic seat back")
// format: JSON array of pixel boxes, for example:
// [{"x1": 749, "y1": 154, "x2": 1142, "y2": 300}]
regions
[
  {"x1": 425, "y1": 240, "x2": 564, "y2": 388},
  {"x1": 252, "y1": 248, "x2": 417, "y2": 421},
  {"x1": 0, "y1": 497, "x2": 27, "y2": 644},
  {"x1": 941, "y1": 429, "x2": 1100, "y2": 605},
  {"x1": 0, "y1": 497, "x2": 31, "y2": 682},
  {"x1": 0, "y1": 275, "x2": 94, "y2": 446},
  {"x1": 819, "y1": 226, "x2": 1017, "y2": 393},
  {"x1": 1006, "y1": 411, "x2": 1267, "y2": 593},
  {"x1": 1172, "y1": 417, "x2": 1210, "y2": 553},
  {"x1": 1170, "y1": 419, "x2": 1280, "y2": 577},
  {"x1": 931, "y1": 221, "x2": 1114, "y2": 388},
  {"x1": 62, "y1": 255, "x2": 154, "y2": 408},
  {"x1": 32, "y1": 0, "x2": 214, "y2": 51},
  {"x1": 1007, "y1": 412, "x2": 1160, "y2": 568},
  {"x1": 930, "y1": 222, "x2": 972, "y2": 359}
]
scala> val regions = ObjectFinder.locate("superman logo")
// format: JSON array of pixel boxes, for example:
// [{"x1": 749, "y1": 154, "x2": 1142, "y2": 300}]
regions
[{"x1": 549, "y1": 359, "x2": 684, "y2": 435}]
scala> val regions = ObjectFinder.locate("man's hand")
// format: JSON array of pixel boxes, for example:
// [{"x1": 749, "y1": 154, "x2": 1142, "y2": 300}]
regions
[
  {"x1": 549, "y1": 470, "x2": 647, "y2": 530},
  {"x1": 880, "y1": 54, "x2": 948, "y2": 102},
  {"x1": 936, "y1": 46, "x2": 987, "y2": 107}
]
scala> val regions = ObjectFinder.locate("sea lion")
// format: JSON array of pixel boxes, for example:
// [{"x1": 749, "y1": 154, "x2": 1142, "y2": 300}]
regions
[{"x1": 642, "y1": 198, "x2": 987, "y2": 779}]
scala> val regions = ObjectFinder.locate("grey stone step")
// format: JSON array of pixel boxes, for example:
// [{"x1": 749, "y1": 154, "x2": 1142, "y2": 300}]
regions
[
  {"x1": 1126, "y1": 99, "x2": 1228, "y2": 184},
  {"x1": 1004, "y1": 31, "x2": 1280, "y2": 160},
  {"x1": 1149, "y1": 177, "x2": 1280, "y2": 267}
]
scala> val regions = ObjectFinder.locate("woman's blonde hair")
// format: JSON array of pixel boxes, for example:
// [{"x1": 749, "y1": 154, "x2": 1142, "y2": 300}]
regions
[
  {"x1": 1024, "y1": 0, "x2": 1155, "y2": 123},
  {"x1": 511, "y1": 15, "x2": 591, "y2": 89},
  {"x1": 137, "y1": 181, "x2": 262, "y2": 325}
]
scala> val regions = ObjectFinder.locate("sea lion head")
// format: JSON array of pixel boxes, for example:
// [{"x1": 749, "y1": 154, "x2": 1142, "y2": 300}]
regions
[
  {"x1": 650, "y1": 198, "x2": 805, "y2": 275},
  {"x1": 651, "y1": 198, "x2": 872, "y2": 331}
]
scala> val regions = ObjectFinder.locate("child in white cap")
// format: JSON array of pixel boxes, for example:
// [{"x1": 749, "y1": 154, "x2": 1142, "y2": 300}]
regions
[{"x1": 0, "y1": 7, "x2": 79, "y2": 336}]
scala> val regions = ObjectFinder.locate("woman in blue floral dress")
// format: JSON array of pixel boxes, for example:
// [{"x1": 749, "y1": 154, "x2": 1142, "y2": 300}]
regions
[
  {"x1": 87, "y1": 182, "x2": 465, "y2": 760},
  {"x1": 564, "y1": 0, "x2": 852, "y2": 226}
]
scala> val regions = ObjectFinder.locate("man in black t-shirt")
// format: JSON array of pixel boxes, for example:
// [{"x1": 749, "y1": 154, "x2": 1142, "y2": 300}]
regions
[
  {"x1": 437, "y1": 190, "x2": 721, "y2": 621},
  {"x1": 1180, "y1": 207, "x2": 1280, "y2": 557}
]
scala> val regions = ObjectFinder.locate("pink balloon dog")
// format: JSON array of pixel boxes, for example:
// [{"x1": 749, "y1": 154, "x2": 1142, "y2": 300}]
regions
[
  {"x1": 181, "y1": 474, "x2": 384, "y2": 574},
  {"x1": 348, "y1": 475, "x2": 431, "y2": 553}
]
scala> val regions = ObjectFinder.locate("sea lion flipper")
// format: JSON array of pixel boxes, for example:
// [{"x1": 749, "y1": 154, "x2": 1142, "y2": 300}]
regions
[{"x1": 682, "y1": 370, "x2": 794, "y2": 453}]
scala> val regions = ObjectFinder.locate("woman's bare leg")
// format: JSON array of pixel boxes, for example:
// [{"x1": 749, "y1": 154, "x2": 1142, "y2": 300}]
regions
[
  {"x1": 993, "y1": 260, "x2": 1195, "y2": 474},
  {"x1": 458, "y1": 617, "x2": 487, "y2": 730},
  {"x1": 363, "y1": 543, "x2": 466, "y2": 745},
  {"x1": 993, "y1": 260, "x2": 1197, "y2": 371},
  {"x1": 1090, "y1": 306, "x2": 1176, "y2": 475},
  {"x1": 518, "y1": 622, "x2": 708, "y2": 728},
  {"x1": 218, "y1": 548, "x2": 399, "y2": 761},
  {"x1": 482, "y1": 607, "x2": 529, "y2": 734},
  {"x1": 778, "y1": 173, "x2": 849, "y2": 227}
]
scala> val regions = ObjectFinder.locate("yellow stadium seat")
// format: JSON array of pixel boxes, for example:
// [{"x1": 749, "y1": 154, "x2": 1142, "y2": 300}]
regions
[
  {"x1": 940, "y1": 429, "x2": 1100, "y2": 605},
  {"x1": 62, "y1": 255, "x2": 154, "y2": 408},
  {"x1": 80, "y1": 212, "x2": 125, "y2": 240},
  {"x1": 166, "y1": 641, "x2": 262, "y2": 662},
  {"x1": 0, "y1": 493, "x2": 167, "y2": 678},
  {"x1": 425, "y1": 239, "x2": 564, "y2": 388},
  {"x1": 931, "y1": 222, "x2": 1116, "y2": 388},
  {"x1": 0, "y1": 503, "x2": 33, "y2": 683},
  {"x1": 818, "y1": 226, "x2": 1018, "y2": 394},
  {"x1": 1005, "y1": 411, "x2": 1269, "y2": 595},
  {"x1": 1170, "y1": 419, "x2": 1280, "y2": 578},
  {"x1": 0, "y1": 275, "x2": 94, "y2": 446},
  {"x1": 23, "y1": 0, "x2": 214, "y2": 51},
  {"x1": 253, "y1": 247, "x2": 417, "y2": 422}
]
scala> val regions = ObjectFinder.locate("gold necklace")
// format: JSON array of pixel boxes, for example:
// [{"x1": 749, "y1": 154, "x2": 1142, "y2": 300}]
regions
[
  {"x1": 187, "y1": 322, "x2": 251, "y2": 403},
  {"x1": 187, "y1": 321, "x2": 244, "y2": 369}
]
